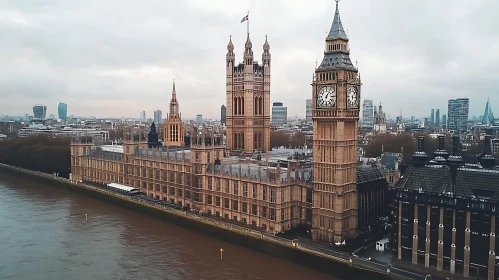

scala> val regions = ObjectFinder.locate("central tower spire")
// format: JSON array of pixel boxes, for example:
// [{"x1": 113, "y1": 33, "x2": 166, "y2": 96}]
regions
[
  {"x1": 163, "y1": 80, "x2": 185, "y2": 147},
  {"x1": 327, "y1": 0, "x2": 348, "y2": 41}
]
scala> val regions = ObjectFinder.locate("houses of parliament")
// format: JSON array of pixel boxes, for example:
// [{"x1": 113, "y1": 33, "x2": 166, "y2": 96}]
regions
[{"x1": 70, "y1": 1, "x2": 388, "y2": 243}]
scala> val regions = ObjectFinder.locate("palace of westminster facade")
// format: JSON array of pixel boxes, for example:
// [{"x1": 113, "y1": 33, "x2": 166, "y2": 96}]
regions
[{"x1": 70, "y1": 1, "x2": 388, "y2": 243}]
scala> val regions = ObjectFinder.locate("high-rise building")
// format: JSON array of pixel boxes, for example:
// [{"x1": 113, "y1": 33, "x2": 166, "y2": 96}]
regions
[
  {"x1": 220, "y1": 105, "x2": 226, "y2": 125},
  {"x1": 430, "y1": 109, "x2": 435, "y2": 125},
  {"x1": 435, "y1": 109, "x2": 440, "y2": 125},
  {"x1": 140, "y1": 111, "x2": 146, "y2": 120},
  {"x1": 481, "y1": 98, "x2": 495, "y2": 125},
  {"x1": 306, "y1": 99, "x2": 312, "y2": 123},
  {"x1": 196, "y1": 114, "x2": 203, "y2": 124},
  {"x1": 362, "y1": 99, "x2": 374, "y2": 129},
  {"x1": 163, "y1": 81, "x2": 184, "y2": 146},
  {"x1": 271, "y1": 102, "x2": 287, "y2": 125},
  {"x1": 153, "y1": 110, "x2": 162, "y2": 124},
  {"x1": 312, "y1": 0, "x2": 361, "y2": 242},
  {"x1": 441, "y1": 114, "x2": 447, "y2": 129},
  {"x1": 32, "y1": 104, "x2": 47, "y2": 120},
  {"x1": 57, "y1": 102, "x2": 68, "y2": 120},
  {"x1": 447, "y1": 98, "x2": 469, "y2": 132},
  {"x1": 225, "y1": 31, "x2": 271, "y2": 152}
]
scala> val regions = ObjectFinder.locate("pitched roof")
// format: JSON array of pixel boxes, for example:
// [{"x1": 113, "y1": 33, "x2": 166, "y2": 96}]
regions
[
  {"x1": 327, "y1": 2, "x2": 348, "y2": 41},
  {"x1": 357, "y1": 166, "x2": 386, "y2": 184},
  {"x1": 393, "y1": 164, "x2": 499, "y2": 203}
]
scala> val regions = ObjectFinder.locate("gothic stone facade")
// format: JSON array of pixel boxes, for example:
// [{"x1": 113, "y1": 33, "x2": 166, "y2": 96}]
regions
[
  {"x1": 225, "y1": 34, "x2": 271, "y2": 153},
  {"x1": 70, "y1": 135, "x2": 311, "y2": 233},
  {"x1": 311, "y1": 1, "x2": 361, "y2": 243}
]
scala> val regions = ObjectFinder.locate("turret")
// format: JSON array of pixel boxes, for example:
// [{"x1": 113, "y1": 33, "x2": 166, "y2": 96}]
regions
[
  {"x1": 147, "y1": 122, "x2": 161, "y2": 148},
  {"x1": 412, "y1": 136, "x2": 428, "y2": 167},
  {"x1": 478, "y1": 129, "x2": 495, "y2": 168},
  {"x1": 447, "y1": 135, "x2": 464, "y2": 197},
  {"x1": 262, "y1": 35, "x2": 271, "y2": 65},
  {"x1": 244, "y1": 34, "x2": 253, "y2": 66},
  {"x1": 226, "y1": 35, "x2": 235, "y2": 67},
  {"x1": 432, "y1": 135, "x2": 449, "y2": 164}
]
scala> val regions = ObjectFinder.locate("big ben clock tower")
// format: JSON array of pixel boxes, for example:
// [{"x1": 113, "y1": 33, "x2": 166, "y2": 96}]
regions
[{"x1": 311, "y1": 0, "x2": 361, "y2": 243}]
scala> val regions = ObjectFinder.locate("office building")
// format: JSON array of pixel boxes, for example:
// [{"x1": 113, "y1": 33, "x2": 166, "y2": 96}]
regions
[
  {"x1": 430, "y1": 109, "x2": 435, "y2": 125},
  {"x1": 196, "y1": 114, "x2": 203, "y2": 124},
  {"x1": 391, "y1": 134, "x2": 499, "y2": 279},
  {"x1": 435, "y1": 109, "x2": 440, "y2": 125},
  {"x1": 271, "y1": 102, "x2": 287, "y2": 125},
  {"x1": 57, "y1": 102, "x2": 68, "y2": 120},
  {"x1": 447, "y1": 98, "x2": 469, "y2": 132},
  {"x1": 32, "y1": 105, "x2": 47, "y2": 120},
  {"x1": 154, "y1": 110, "x2": 163, "y2": 124},
  {"x1": 362, "y1": 99, "x2": 374, "y2": 129},
  {"x1": 441, "y1": 114, "x2": 447, "y2": 129},
  {"x1": 481, "y1": 98, "x2": 495, "y2": 125},
  {"x1": 306, "y1": 99, "x2": 312, "y2": 123},
  {"x1": 140, "y1": 111, "x2": 146, "y2": 120},
  {"x1": 221, "y1": 105, "x2": 226, "y2": 125}
]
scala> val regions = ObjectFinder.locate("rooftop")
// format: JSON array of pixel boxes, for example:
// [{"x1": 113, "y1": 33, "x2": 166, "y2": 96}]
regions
[{"x1": 393, "y1": 164, "x2": 499, "y2": 203}]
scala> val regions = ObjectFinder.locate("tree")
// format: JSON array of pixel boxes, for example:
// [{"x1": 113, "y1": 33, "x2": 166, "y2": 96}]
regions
[
  {"x1": 270, "y1": 131, "x2": 290, "y2": 148},
  {"x1": 364, "y1": 133, "x2": 494, "y2": 165},
  {"x1": 109, "y1": 129, "x2": 124, "y2": 141},
  {"x1": 0, "y1": 135, "x2": 71, "y2": 178},
  {"x1": 290, "y1": 132, "x2": 305, "y2": 148}
]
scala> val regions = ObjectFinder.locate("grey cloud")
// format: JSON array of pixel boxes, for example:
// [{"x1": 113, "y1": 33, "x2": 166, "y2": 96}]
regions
[{"x1": 0, "y1": 0, "x2": 498, "y2": 119}]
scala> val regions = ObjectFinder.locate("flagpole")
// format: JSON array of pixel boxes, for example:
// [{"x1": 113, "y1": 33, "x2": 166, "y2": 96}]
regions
[{"x1": 246, "y1": 11, "x2": 249, "y2": 36}]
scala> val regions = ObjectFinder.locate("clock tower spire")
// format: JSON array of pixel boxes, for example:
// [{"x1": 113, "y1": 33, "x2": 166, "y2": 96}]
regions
[{"x1": 311, "y1": 0, "x2": 361, "y2": 243}]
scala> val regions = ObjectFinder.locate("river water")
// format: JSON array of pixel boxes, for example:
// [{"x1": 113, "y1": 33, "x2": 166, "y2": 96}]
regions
[{"x1": 0, "y1": 173, "x2": 339, "y2": 280}]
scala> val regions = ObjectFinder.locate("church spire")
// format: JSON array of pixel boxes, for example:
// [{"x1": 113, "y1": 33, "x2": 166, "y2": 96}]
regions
[{"x1": 327, "y1": 0, "x2": 348, "y2": 41}]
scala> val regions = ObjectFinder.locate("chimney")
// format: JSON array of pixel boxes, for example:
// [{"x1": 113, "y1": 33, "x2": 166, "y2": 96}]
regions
[
  {"x1": 447, "y1": 134, "x2": 464, "y2": 197},
  {"x1": 433, "y1": 135, "x2": 449, "y2": 164},
  {"x1": 479, "y1": 129, "x2": 495, "y2": 169},
  {"x1": 412, "y1": 136, "x2": 428, "y2": 167}
]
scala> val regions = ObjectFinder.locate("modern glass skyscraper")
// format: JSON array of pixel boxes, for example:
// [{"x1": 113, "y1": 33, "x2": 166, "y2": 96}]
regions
[
  {"x1": 362, "y1": 99, "x2": 374, "y2": 129},
  {"x1": 220, "y1": 105, "x2": 226, "y2": 125},
  {"x1": 33, "y1": 104, "x2": 47, "y2": 120},
  {"x1": 435, "y1": 109, "x2": 440, "y2": 125},
  {"x1": 447, "y1": 98, "x2": 469, "y2": 132},
  {"x1": 153, "y1": 110, "x2": 162, "y2": 124},
  {"x1": 271, "y1": 102, "x2": 287, "y2": 125},
  {"x1": 305, "y1": 99, "x2": 312, "y2": 123},
  {"x1": 57, "y1": 102, "x2": 68, "y2": 120}
]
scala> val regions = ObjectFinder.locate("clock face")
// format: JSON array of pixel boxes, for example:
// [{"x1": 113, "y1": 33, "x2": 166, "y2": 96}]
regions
[
  {"x1": 316, "y1": 86, "x2": 336, "y2": 108},
  {"x1": 347, "y1": 86, "x2": 359, "y2": 108}
]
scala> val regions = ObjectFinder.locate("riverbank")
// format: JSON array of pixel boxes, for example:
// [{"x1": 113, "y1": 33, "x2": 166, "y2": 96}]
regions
[{"x1": 0, "y1": 164, "x2": 422, "y2": 280}]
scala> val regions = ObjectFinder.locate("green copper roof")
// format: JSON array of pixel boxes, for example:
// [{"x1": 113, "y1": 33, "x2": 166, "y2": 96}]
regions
[
  {"x1": 327, "y1": 1, "x2": 348, "y2": 41},
  {"x1": 482, "y1": 98, "x2": 495, "y2": 125}
]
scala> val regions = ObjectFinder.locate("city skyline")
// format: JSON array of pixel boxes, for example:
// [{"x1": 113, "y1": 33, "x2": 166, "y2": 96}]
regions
[{"x1": 0, "y1": 0, "x2": 497, "y2": 119}]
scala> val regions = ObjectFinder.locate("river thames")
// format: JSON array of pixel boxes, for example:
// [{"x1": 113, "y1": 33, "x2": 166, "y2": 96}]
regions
[{"x1": 0, "y1": 173, "x2": 341, "y2": 280}]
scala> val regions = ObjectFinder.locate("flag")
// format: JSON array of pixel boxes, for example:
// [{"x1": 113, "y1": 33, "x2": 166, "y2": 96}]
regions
[{"x1": 240, "y1": 15, "x2": 248, "y2": 23}]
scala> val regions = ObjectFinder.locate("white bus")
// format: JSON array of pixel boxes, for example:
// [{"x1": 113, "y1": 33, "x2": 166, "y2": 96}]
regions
[{"x1": 106, "y1": 183, "x2": 141, "y2": 196}]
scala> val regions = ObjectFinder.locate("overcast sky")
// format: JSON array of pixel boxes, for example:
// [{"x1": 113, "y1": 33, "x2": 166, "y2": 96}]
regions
[{"x1": 1, "y1": 0, "x2": 498, "y2": 120}]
